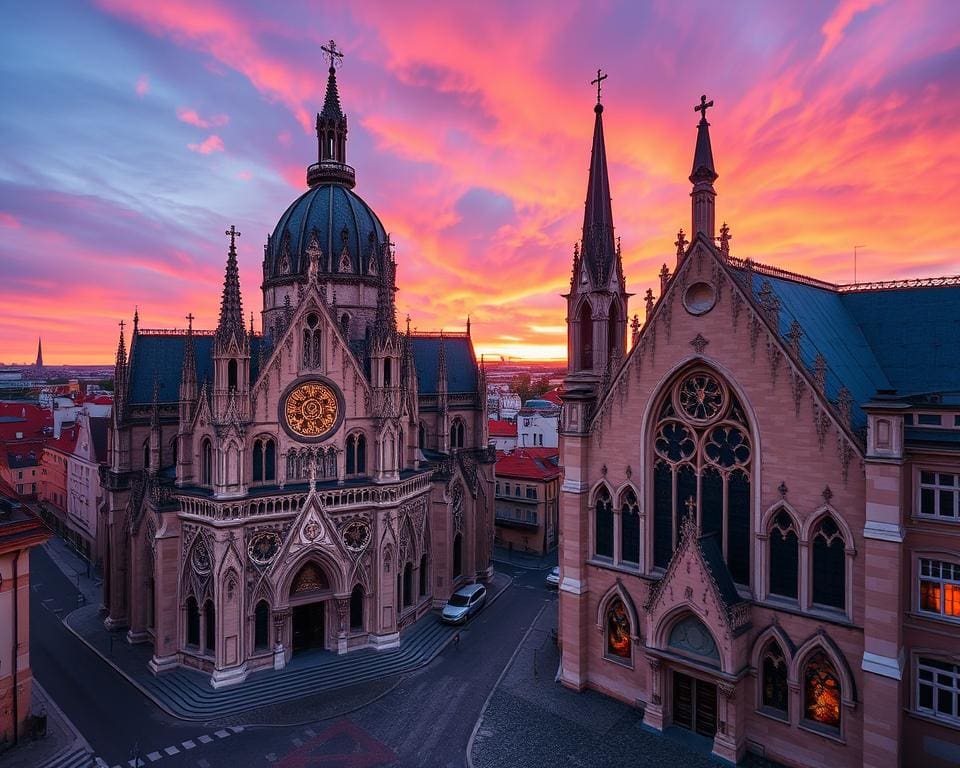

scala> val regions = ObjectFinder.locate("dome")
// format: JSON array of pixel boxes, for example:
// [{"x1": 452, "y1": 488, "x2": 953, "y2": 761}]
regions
[{"x1": 265, "y1": 183, "x2": 387, "y2": 282}]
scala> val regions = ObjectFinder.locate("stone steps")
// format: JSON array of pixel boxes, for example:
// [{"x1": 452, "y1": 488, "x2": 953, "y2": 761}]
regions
[{"x1": 41, "y1": 746, "x2": 95, "y2": 768}]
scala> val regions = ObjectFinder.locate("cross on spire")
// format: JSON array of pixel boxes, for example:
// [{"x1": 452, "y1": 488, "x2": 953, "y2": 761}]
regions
[
  {"x1": 225, "y1": 225, "x2": 241, "y2": 249},
  {"x1": 118, "y1": 319, "x2": 125, "y2": 333},
  {"x1": 185, "y1": 313, "x2": 194, "y2": 328},
  {"x1": 321, "y1": 39, "x2": 344, "y2": 70},
  {"x1": 591, "y1": 68, "x2": 608, "y2": 104},
  {"x1": 694, "y1": 94, "x2": 714, "y2": 121}
]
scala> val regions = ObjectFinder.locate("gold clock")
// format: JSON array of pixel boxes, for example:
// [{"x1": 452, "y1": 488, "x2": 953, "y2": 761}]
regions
[{"x1": 282, "y1": 380, "x2": 341, "y2": 439}]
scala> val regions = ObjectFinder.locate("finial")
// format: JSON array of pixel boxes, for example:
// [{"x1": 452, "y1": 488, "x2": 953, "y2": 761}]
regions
[
  {"x1": 694, "y1": 94, "x2": 714, "y2": 122},
  {"x1": 718, "y1": 222, "x2": 731, "y2": 257},
  {"x1": 249, "y1": 312, "x2": 255, "y2": 335},
  {"x1": 630, "y1": 314, "x2": 641, "y2": 346},
  {"x1": 466, "y1": 315, "x2": 471, "y2": 336},
  {"x1": 119, "y1": 319, "x2": 125, "y2": 333},
  {"x1": 185, "y1": 313, "x2": 194, "y2": 332},
  {"x1": 321, "y1": 38, "x2": 344, "y2": 72},
  {"x1": 644, "y1": 288, "x2": 654, "y2": 318},
  {"x1": 225, "y1": 224, "x2": 241, "y2": 250},
  {"x1": 591, "y1": 68, "x2": 608, "y2": 108},
  {"x1": 405, "y1": 314, "x2": 411, "y2": 335},
  {"x1": 675, "y1": 229, "x2": 688, "y2": 257},
  {"x1": 133, "y1": 306, "x2": 139, "y2": 332}
]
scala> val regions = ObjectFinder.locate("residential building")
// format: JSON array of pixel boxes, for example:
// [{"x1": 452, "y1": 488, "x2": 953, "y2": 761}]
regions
[
  {"x1": 495, "y1": 448, "x2": 560, "y2": 554},
  {"x1": 488, "y1": 419, "x2": 517, "y2": 451},
  {"x1": 517, "y1": 399, "x2": 560, "y2": 448}
]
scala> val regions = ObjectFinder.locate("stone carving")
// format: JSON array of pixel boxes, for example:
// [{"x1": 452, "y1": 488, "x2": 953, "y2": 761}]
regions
[
  {"x1": 248, "y1": 531, "x2": 281, "y2": 565},
  {"x1": 191, "y1": 536, "x2": 211, "y2": 575},
  {"x1": 690, "y1": 333, "x2": 709, "y2": 355},
  {"x1": 342, "y1": 520, "x2": 371, "y2": 553}
]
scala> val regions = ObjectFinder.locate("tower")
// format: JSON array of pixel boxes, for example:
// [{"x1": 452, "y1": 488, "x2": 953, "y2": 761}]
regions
[
  {"x1": 212, "y1": 225, "x2": 250, "y2": 497},
  {"x1": 565, "y1": 71, "x2": 629, "y2": 383},
  {"x1": 35, "y1": 337, "x2": 43, "y2": 368},
  {"x1": 689, "y1": 94, "x2": 718, "y2": 248}
]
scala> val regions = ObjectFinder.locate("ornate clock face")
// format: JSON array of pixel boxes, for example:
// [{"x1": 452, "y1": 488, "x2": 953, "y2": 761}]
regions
[{"x1": 282, "y1": 380, "x2": 340, "y2": 439}]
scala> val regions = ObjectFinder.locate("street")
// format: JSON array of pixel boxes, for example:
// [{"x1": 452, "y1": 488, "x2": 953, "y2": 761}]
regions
[{"x1": 30, "y1": 543, "x2": 556, "y2": 768}]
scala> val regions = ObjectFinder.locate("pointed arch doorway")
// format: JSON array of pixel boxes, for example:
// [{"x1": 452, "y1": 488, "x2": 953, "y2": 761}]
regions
[{"x1": 289, "y1": 561, "x2": 333, "y2": 652}]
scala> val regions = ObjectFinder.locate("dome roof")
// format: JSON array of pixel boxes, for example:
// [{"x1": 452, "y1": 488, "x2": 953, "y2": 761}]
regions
[{"x1": 265, "y1": 184, "x2": 387, "y2": 282}]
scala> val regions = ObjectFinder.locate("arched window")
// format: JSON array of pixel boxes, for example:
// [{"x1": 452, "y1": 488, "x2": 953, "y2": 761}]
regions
[
  {"x1": 346, "y1": 434, "x2": 356, "y2": 475},
  {"x1": 228, "y1": 359, "x2": 238, "y2": 389},
  {"x1": 357, "y1": 434, "x2": 366, "y2": 474},
  {"x1": 302, "y1": 314, "x2": 322, "y2": 368},
  {"x1": 595, "y1": 488, "x2": 613, "y2": 559},
  {"x1": 769, "y1": 509, "x2": 799, "y2": 599},
  {"x1": 803, "y1": 651, "x2": 841, "y2": 730},
  {"x1": 186, "y1": 596, "x2": 200, "y2": 646},
  {"x1": 621, "y1": 489, "x2": 640, "y2": 565},
  {"x1": 419, "y1": 553, "x2": 428, "y2": 596},
  {"x1": 204, "y1": 600, "x2": 216, "y2": 654},
  {"x1": 384, "y1": 358, "x2": 392, "y2": 386},
  {"x1": 651, "y1": 371, "x2": 751, "y2": 584},
  {"x1": 201, "y1": 439, "x2": 212, "y2": 486},
  {"x1": 418, "y1": 422, "x2": 426, "y2": 450},
  {"x1": 761, "y1": 642, "x2": 789, "y2": 715},
  {"x1": 264, "y1": 439, "x2": 275, "y2": 481},
  {"x1": 142, "y1": 439, "x2": 150, "y2": 470},
  {"x1": 350, "y1": 585, "x2": 364, "y2": 631},
  {"x1": 812, "y1": 516, "x2": 845, "y2": 609},
  {"x1": 453, "y1": 533, "x2": 463, "y2": 579},
  {"x1": 607, "y1": 301, "x2": 619, "y2": 360},
  {"x1": 254, "y1": 600, "x2": 270, "y2": 650},
  {"x1": 397, "y1": 428, "x2": 403, "y2": 470},
  {"x1": 605, "y1": 597, "x2": 631, "y2": 660},
  {"x1": 403, "y1": 562, "x2": 413, "y2": 608},
  {"x1": 450, "y1": 419, "x2": 465, "y2": 450},
  {"x1": 346, "y1": 434, "x2": 366, "y2": 476},
  {"x1": 578, "y1": 301, "x2": 593, "y2": 371},
  {"x1": 253, "y1": 441, "x2": 264, "y2": 482}
]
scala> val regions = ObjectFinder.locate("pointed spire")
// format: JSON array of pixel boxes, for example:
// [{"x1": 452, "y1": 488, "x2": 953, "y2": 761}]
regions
[
  {"x1": 114, "y1": 319, "x2": 128, "y2": 415},
  {"x1": 216, "y1": 225, "x2": 246, "y2": 349},
  {"x1": 35, "y1": 337, "x2": 43, "y2": 368},
  {"x1": 581, "y1": 91, "x2": 617, "y2": 287},
  {"x1": 374, "y1": 235, "x2": 397, "y2": 340},
  {"x1": 437, "y1": 332, "x2": 448, "y2": 393},
  {"x1": 180, "y1": 313, "x2": 197, "y2": 402},
  {"x1": 309, "y1": 39, "x2": 355, "y2": 189},
  {"x1": 690, "y1": 94, "x2": 719, "y2": 241},
  {"x1": 133, "y1": 306, "x2": 140, "y2": 335}
]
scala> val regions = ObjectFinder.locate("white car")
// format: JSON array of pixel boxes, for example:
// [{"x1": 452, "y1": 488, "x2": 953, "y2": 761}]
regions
[
  {"x1": 546, "y1": 566, "x2": 560, "y2": 588},
  {"x1": 441, "y1": 584, "x2": 487, "y2": 624}
]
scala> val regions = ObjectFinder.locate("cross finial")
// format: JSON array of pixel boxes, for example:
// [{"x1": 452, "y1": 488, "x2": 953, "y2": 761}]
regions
[
  {"x1": 694, "y1": 94, "x2": 714, "y2": 121},
  {"x1": 225, "y1": 225, "x2": 241, "y2": 249},
  {"x1": 185, "y1": 313, "x2": 194, "y2": 330},
  {"x1": 321, "y1": 39, "x2": 344, "y2": 70},
  {"x1": 591, "y1": 68, "x2": 608, "y2": 104},
  {"x1": 118, "y1": 319, "x2": 125, "y2": 333},
  {"x1": 684, "y1": 495, "x2": 697, "y2": 517}
]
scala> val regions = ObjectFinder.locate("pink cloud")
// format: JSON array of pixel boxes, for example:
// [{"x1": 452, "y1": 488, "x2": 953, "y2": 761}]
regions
[
  {"x1": 0, "y1": 212, "x2": 21, "y2": 228},
  {"x1": 135, "y1": 74, "x2": 150, "y2": 96},
  {"x1": 817, "y1": 0, "x2": 888, "y2": 62},
  {"x1": 176, "y1": 107, "x2": 229, "y2": 128},
  {"x1": 187, "y1": 134, "x2": 224, "y2": 154}
]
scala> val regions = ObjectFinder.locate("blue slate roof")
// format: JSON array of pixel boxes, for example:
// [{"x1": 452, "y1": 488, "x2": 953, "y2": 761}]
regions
[
  {"x1": 128, "y1": 333, "x2": 263, "y2": 405},
  {"x1": 410, "y1": 335, "x2": 478, "y2": 395}
]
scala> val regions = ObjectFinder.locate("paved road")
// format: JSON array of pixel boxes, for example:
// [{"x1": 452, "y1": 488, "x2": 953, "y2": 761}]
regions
[{"x1": 31, "y1": 543, "x2": 555, "y2": 767}]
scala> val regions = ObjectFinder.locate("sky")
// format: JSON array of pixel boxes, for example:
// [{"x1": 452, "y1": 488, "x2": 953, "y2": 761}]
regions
[{"x1": 1, "y1": 0, "x2": 959, "y2": 364}]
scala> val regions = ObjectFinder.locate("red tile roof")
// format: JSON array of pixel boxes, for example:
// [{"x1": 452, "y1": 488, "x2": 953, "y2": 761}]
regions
[
  {"x1": 495, "y1": 448, "x2": 561, "y2": 480},
  {"x1": 542, "y1": 388, "x2": 562, "y2": 405},
  {"x1": 46, "y1": 425, "x2": 79, "y2": 455},
  {"x1": 0, "y1": 403, "x2": 51, "y2": 445},
  {"x1": 488, "y1": 419, "x2": 517, "y2": 437}
]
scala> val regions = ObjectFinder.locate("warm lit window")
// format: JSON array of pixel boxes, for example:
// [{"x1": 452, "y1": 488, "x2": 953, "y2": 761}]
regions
[
  {"x1": 919, "y1": 471, "x2": 959, "y2": 520},
  {"x1": 919, "y1": 558, "x2": 960, "y2": 619},
  {"x1": 917, "y1": 657, "x2": 960, "y2": 724},
  {"x1": 605, "y1": 597, "x2": 631, "y2": 661},
  {"x1": 803, "y1": 652, "x2": 841, "y2": 731}
]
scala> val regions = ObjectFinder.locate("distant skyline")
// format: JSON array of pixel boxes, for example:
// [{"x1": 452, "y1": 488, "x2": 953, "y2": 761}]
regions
[{"x1": 2, "y1": 1, "x2": 959, "y2": 364}]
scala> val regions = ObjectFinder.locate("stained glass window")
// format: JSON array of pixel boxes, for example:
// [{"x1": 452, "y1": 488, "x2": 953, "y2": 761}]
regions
[
  {"x1": 762, "y1": 644, "x2": 788, "y2": 714},
  {"x1": 606, "y1": 597, "x2": 631, "y2": 659},
  {"x1": 803, "y1": 652, "x2": 841, "y2": 729},
  {"x1": 812, "y1": 517, "x2": 845, "y2": 610}
]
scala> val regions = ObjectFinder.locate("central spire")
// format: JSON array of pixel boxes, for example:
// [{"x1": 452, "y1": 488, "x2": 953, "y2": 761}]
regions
[
  {"x1": 308, "y1": 39, "x2": 356, "y2": 189},
  {"x1": 689, "y1": 94, "x2": 718, "y2": 242},
  {"x1": 216, "y1": 225, "x2": 246, "y2": 350},
  {"x1": 581, "y1": 73, "x2": 616, "y2": 288}
]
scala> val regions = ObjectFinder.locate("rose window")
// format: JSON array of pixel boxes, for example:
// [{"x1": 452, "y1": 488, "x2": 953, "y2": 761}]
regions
[
  {"x1": 654, "y1": 421, "x2": 696, "y2": 463},
  {"x1": 678, "y1": 373, "x2": 724, "y2": 422},
  {"x1": 704, "y1": 425, "x2": 751, "y2": 468}
]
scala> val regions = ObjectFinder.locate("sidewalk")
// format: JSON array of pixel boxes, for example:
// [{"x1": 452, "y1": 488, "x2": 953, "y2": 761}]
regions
[
  {"x1": 469, "y1": 601, "x2": 782, "y2": 768},
  {"x1": 492, "y1": 544, "x2": 557, "y2": 571},
  {"x1": 41, "y1": 535, "x2": 102, "y2": 608},
  {"x1": 1, "y1": 680, "x2": 93, "y2": 768},
  {"x1": 63, "y1": 570, "x2": 513, "y2": 722}
]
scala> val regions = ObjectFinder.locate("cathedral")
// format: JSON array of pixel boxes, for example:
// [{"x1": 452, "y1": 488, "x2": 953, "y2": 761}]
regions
[
  {"x1": 557, "y1": 89, "x2": 960, "y2": 767},
  {"x1": 101, "y1": 46, "x2": 494, "y2": 688}
]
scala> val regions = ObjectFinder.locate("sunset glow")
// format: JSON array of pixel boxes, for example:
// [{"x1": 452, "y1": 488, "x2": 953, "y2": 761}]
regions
[{"x1": 2, "y1": 1, "x2": 959, "y2": 364}]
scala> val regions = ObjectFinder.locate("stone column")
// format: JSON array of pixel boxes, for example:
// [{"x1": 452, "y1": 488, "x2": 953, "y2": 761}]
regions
[
  {"x1": 272, "y1": 609, "x2": 290, "y2": 670},
  {"x1": 103, "y1": 502, "x2": 129, "y2": 630},
  {"x1": 713, "y1": 681, "x2": 742, "y2": 763},
  {"x1": 642, "y1": 657, "x2": 665, "y2": 730},
  {"x1": 148, "y1": 524, "x2": 180, "y2": 674},
  {"x1": 335, "y1": 597, "x2": 350, "y2": 654}
]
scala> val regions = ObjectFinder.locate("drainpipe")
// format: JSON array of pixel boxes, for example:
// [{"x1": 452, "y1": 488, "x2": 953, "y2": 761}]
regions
[{"x1": 11, "y1": 547, "x2": 20, "y2": 746}]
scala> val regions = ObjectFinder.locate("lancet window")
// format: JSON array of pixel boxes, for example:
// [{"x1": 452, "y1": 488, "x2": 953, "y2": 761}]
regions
[
  {"x1": 620, "y1": 489, "x2": 641, "y2": 565},
  {"x1": 811, "y1": 515, "x2": 845, "y2": 610},
  {"x1": 252, "y1": 437, "x2": 276, "y2": 483},
  {"x1": 761, "y1": 642, "x2": 789, "y2": 715},
  {"x1": 803, "y1": 651, "x2": 841, "y2": 731},
  {"x1": 302, "y1": 313, "x2": 322, "y2": 369},
  {"x1": 768, "y1": 509, "x2": 799, "y2": 599},
  {"x1": 450, "y1": 419, "x2": 466, "y2": 450},
  {"x1": 652, "y1": 370, "x2": 752, "y2": 583},
  {"x1": 594, "y1": 487, "x2": 614, "y2": 559},
  {"x1": 605, "y1": 597, "x2": 632, "y2": 661},
  {"x1": 346, "y1": 433, "x2": 367, "y2": 476}
]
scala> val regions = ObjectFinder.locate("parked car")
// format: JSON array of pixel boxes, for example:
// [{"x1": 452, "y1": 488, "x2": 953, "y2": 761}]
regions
[
  {"x1": 441, "y1": 583, "x2": 487, "y2": 624},
  {"x1": 546, "y1": 566, "x2": 560, "y2": 588}
]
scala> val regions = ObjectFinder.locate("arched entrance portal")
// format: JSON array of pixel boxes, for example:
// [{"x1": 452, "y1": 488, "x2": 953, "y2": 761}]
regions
[{"x1": 289, "y1": 561, "x2": 332, "y2": 652}]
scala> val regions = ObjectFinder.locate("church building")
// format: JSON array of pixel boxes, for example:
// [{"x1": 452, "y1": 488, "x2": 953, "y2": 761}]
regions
[
  {"x1": 558, "y1": 87, "x2": 960, "y2": 767},
  {"x1": 101, "y1": 44, "x2": 494, "y2": 688}
]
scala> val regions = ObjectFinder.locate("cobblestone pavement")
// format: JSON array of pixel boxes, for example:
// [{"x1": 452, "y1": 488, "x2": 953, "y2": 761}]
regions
[{"x1": 470, "y1": 605, "x2": 781, "y2": 768}]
